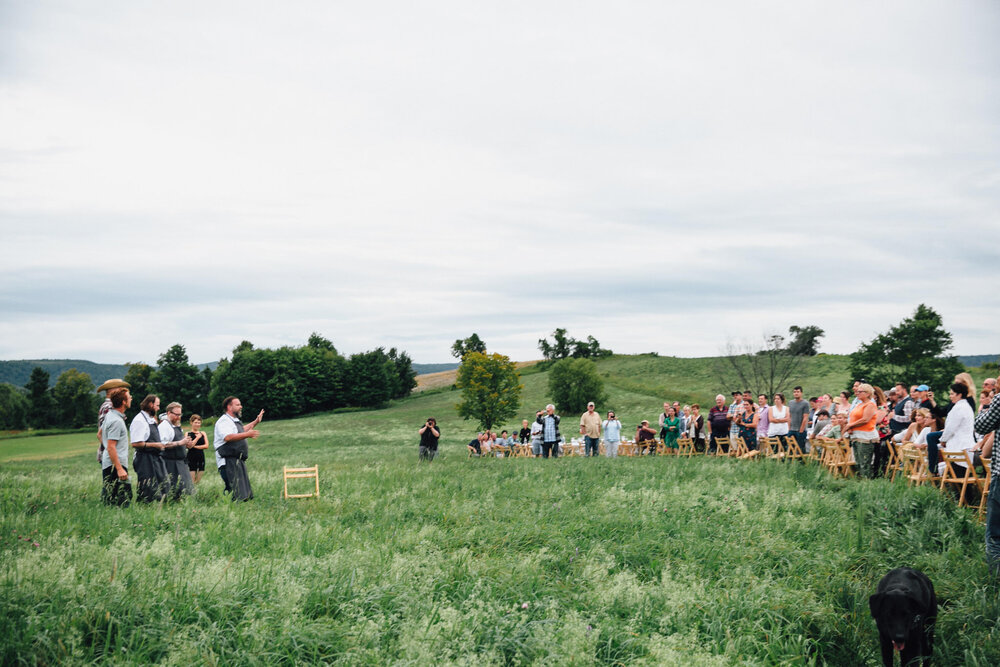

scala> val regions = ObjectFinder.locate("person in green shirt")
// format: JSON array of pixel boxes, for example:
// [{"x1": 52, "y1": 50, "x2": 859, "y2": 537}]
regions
[{"x1": 663, "y1": 406, "x2": 680, "y2": 450}]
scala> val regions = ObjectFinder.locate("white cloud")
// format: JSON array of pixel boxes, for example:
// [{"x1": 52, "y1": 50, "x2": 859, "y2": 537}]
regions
[{"x1": 1, "y1": 1, "x2": 999, "y2": 364}]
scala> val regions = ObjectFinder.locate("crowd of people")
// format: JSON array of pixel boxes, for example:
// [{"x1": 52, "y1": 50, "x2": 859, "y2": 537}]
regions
[
  {"x1": 96, "y1": 378, "x2": 264, "y2": 506},
  {"x1": 451, "y1": 371, "x2": 1000, "y2": 574}
]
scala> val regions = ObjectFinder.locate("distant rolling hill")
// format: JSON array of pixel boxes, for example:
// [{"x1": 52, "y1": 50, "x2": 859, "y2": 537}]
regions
[{"x1": 0, "y1": 359, "x2": 219, "y2": 388}]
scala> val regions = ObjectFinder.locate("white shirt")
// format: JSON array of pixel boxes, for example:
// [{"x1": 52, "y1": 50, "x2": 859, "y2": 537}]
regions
[
  {"x1": 158, "y1": 420, "x2": 180, "y2": 443},
  {"x1": 940, "y1": 400, "x2": 976, "y2": 453},
  {"x1": 129, "y1": 412, "x2": 156, "y2": 443},
  {"x1": 767, "y1": 405, "x2": 789, "y2": 436},
  {"x1": 214, "y1": 413, "x2": 239, "y2": 468}
]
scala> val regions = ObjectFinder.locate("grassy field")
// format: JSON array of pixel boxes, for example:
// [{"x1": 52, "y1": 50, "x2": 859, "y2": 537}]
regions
[{"x1": 2, "y1": 355, "x2": 997, "y2": 665}]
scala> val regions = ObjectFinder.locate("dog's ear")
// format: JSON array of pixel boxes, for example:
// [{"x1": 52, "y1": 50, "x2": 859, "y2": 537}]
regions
[{"x1": 869, "y1": 593, "x2": 882, "y2": 617}]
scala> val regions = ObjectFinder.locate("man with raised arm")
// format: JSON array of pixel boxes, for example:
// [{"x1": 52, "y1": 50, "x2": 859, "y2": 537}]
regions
[{"x1": 214, "y1": 396, "x2": 264, "y2": 502}]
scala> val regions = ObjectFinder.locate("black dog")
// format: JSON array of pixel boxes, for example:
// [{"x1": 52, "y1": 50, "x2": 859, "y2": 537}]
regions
[{"x1": 869, "y1": 567, "x2": 937, "y2": 666}]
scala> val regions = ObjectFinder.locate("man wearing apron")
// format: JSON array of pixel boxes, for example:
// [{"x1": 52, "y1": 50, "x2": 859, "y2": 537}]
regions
[
  {"x1": 130, "y1": 394, "x2": 169, "y2": 502},
  {"x1": 214, "y1": 396, "x2": 264, "y2": 502},
  {"x1": 158, "y1": 401, "x2": 194, "y2": 500}
]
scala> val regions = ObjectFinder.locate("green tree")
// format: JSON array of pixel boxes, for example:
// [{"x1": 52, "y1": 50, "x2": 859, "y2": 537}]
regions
[
  {"x1": 151, "y1": 344, "x2": 202, "y2": 413},
  {"x1": 387, "y1": 347, "x2": 417, "y2": 399},
  {"x1": 210, "y1": 345, "x2": 273, "y2": 416},
  {"x1": 0, "y1": 384, "x2": 30, "y2": 430},
  {"x1": 346, "y1": 350, "x2": 393, "y2": 407},
  {"x1": 24, "y1": 366, "x2": 55, "y2": 429},
  {"x1": 539, "y1": 329, "x2": 610, "y2": 361},
  {"x1": 786, "y1": 325, "x2": 825, "y2": 356},
  {"x1": 849, "y1": 304, "x2": 964, "y2": 393},
  {"x1": 123, "y1": 362, "x2": 154, "y2": 420},
  {"x1": 547, "y1": 358, "x2": 608, "y2": 414},
  {"x1": 451, "y1": 333, "x2": 487, "y2": 359},
  {"x1": 51, "y1": 369, "x2": 97, "y2": 428},
  {"x1": 455, "y1": 352, "x2": 522, "y2": 432}
]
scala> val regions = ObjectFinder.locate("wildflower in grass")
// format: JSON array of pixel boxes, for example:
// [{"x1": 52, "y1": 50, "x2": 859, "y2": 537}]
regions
[
  {"x1": 32, "y1": 542, "x2": 39, "y2": 547},
  {"x1": 521, "y1": 602, "x2": 529, "y2": 609}
]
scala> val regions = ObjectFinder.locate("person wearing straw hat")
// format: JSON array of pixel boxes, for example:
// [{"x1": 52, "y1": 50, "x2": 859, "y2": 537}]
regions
[
  {"x1": 96, "y1": 379, "x2": 130, "y2": 467},
  {"x1": 100, "y1": 386, "x2": 133, "y2": 507}
]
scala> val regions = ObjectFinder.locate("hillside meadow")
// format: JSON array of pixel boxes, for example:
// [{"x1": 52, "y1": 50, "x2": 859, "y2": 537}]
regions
[{"x1": 2, "y1": 354, "x2": 998, "y2": 665}]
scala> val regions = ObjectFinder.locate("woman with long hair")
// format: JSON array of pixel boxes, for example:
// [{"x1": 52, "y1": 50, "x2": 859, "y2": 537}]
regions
[
  {"x1": 186, "y1": 414, "x2": 210, "y2": 484},
  {"x1": 739, "y1": 397, "x2": 758, "y2": 451},
  {"x1": 767, "y1": 393, "x2": 790, "y2": 438}
]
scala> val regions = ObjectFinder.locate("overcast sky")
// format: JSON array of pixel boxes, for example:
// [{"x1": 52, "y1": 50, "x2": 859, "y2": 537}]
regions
[{"x1": 2, "y1": 1, "x2": 998, "y2": 366}]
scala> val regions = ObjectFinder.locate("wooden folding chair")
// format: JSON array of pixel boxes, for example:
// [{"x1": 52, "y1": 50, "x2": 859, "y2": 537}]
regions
[
  {"x1": 620, "y1": 441, "x2": 636, "y2": 457},
  {"x1": 677, "y1": 435, "x2": 696, "y2": 457},
  {"x1": 901, "y1": 447, "x2": 933, "y2": 487},
  {"x1": 732, "y1": 436, "x2": 749, "y2": 458},
  {"x1": 978, "y1": 459, "x2": 992, "y2": 521},
  {"x1": 283, "y1": 465, "x2": 319, "y2": 499},
  {"x1": 939, "y1": 450, "x2": 981, "y2": 507},
  {"x1": 884, "y1": 440, "x2": 902, "y2": 482},
  {"x1": 713, "y1": 437, "x2": 731, "y2": 456},
  {"x1": 783, "y1": 436, "x2": 806, "y2": 463},
  {"x1": 767, "y1": 436, "x2": 787, "y2": 461}
]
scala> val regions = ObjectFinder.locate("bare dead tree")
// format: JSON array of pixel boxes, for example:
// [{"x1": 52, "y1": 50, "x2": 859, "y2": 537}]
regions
[{"x1": 713, "y1": 333, "x2": 803, "y2": 398}]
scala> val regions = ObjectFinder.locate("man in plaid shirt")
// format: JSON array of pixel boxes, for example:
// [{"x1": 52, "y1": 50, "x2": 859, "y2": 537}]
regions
[{"x1": 974, "y1": 381, "x2": 1000, "y2": 574}]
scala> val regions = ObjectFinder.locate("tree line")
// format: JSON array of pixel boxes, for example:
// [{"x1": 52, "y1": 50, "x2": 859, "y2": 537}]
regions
[{"x1": 0, "y1": 334, "x2": 416, "y2": 431}]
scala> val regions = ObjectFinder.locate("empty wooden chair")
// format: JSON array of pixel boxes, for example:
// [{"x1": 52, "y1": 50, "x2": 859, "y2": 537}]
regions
[
  {"x1": 713, "y1": 437, "x2": 731, "y2": 456},
  {"x1": 283, "y1": 465, "x2": 319, "y2": 499},
  {"x1": 884, "y1": 440, "x2": 903, "y2": 482},
  {"x1": 783, "y1": 436, "x2": 806, "y2": 463},
  {"x1": 677, "y1": 435, "x2": 695, "y2": 457},
  {"x1": 732, "y1": 436, "x2": 749, "y2": 459}
]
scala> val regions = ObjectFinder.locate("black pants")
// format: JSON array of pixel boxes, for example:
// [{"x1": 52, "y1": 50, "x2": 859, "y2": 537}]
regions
[
  {"x1": 541, "y1": 441, "x2": 560, "y2": 458},
  {"x1": 710, "y1": 433, "x2": 728, "y2": 453},
  {"x1": 219, "y1": 466, "x2": 231, "y2": 493},
  {"x1": 102, "y1": 466, "x2": 132, "y2": 507}
]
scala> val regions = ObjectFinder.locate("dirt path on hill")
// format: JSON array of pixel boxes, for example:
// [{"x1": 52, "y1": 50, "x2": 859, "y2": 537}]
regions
[{"x1": 415, "y1": 360, "x2": 541, "y2": 391}]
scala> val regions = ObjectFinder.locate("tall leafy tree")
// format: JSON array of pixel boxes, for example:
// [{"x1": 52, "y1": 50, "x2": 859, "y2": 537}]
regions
[
  {"x1": 387, "y1": 347, "x2": 417, "y2": 399},
  {"x1": 849, "y1": 304, "x2": 964, "y2": 393},
  {"x1": 785, "y1": 325, "x2": 825, "y2": 356},
  {"x1": 24, "y1": 366, "x2": 55, "y2": 429},
  {"x1": 52, "y1": 369, "x2": 97, "y2": 428},
  {"x1": 547, "y1": 358, "x2": 608, "y2": 414},
  {"x1": 151, "y1": 344, "x2": 202, "y2": 413},
  {"x1": 0, "y1": 384, "x2": 30, "y2": 430},
  {"x1": 123, "y1": 363, "x2": 154, "y2": 420},
  {"x1": 455, "y1": 352, "x2": 522, "y2": 432},
  {"x1": 451, "y1": 333, "x2": 487, "y2": 359},
  {"x1": 539, "y1": 329, "x2": 610, "y2": 360},
  {"x1": 346, "y1": 350, "x2": 393, "y2": 407}
]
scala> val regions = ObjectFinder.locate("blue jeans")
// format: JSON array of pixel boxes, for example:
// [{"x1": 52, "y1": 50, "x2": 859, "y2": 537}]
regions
[
  {"x1": 584, "y1": 436, "x2": 600, "y2": 456},
  {"x1": 926, "y1": 430, "x2": 943, "y2": 474},
  {"x1": 987, "y1": 479, "x2": 1000, "y2": 575}
]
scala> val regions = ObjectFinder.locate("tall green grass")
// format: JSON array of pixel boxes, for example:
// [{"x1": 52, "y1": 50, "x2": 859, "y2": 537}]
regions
[{"x1": 2, "y1": 419, "x2": 996, "y2": 665}]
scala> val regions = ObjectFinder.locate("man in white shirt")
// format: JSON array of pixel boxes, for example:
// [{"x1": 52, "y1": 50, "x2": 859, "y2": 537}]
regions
[
  {"x1": 158, "y1": 401, "x2": 194, "y2": 500},
  {"x1": 130, "y1": 394, "x2": 169, "y2": 502},
  {"x1": 214, "y1": 396, "x2": 264, "y2": 501}
]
